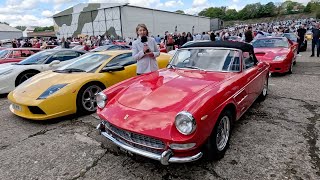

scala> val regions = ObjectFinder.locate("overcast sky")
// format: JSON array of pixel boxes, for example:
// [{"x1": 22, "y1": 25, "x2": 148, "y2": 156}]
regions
[{"x1": 0, "y1": 0, "x2": 311, "y2": 27}]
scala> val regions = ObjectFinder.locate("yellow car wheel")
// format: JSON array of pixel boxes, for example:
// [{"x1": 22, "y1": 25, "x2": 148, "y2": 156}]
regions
[{"x1": 76, "y1": 82, "x2": 105, "y2": 115}]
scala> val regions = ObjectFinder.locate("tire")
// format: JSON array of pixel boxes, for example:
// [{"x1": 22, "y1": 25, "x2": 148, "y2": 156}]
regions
[
  {"x1": 15, "y1": 70, "x2": 39, "y2": 86},
  {"x1": 288, "y1": 60, "x2": 293, "y2": 74},
  {"x1": 258, "y1": 75, "x2": 268, "y2": 101},
  {"x1": 76, "y1": 82, "x2": 105, "y2": 115},
  {"x1": 203, "y1": 110, "x2": 233, "y2": 161}
]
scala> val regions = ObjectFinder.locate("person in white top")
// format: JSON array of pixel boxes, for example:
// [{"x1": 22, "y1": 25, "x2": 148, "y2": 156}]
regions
[{"x1": 132, "y1": 24, "x2": 160, "y2": 75}]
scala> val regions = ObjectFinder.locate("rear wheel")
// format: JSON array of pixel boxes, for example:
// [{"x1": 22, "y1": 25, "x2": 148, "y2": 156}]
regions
[
  {"x1": 15, "y1": 71, "x2": 39, "y2": 86},
  {"x1": 76, "y1": 83, "x2": 105, "y2": 115},
  {"x1": 203, "y1": 110, "x2": 233, "y2": 161}
]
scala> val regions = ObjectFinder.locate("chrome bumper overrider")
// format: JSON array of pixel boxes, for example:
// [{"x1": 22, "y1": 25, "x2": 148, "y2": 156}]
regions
[{"x1": 97, "y1": 123, "x2": 203, "y2": 165}]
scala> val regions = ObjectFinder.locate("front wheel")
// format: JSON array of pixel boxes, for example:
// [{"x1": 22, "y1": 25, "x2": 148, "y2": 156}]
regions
[
  {"x1": 203, "y1": 110, "x2": 233, "y2": 161},
  {"x1": 76, "y1": 83, "x2": 104, "y2": 115}
]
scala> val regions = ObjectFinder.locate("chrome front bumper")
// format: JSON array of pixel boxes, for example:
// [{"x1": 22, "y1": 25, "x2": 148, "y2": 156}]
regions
[{"x1": 97, "y1": 123, "x2": 203, "y2": 165}]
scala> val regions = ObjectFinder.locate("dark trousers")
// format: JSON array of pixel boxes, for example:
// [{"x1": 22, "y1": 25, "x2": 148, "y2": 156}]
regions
[
  {"x1": 311, "y1": 39, "x2": 320, "y2": 57},
  {"x1": 297, "y1": 39, "x2": 303, "y2": 54}
]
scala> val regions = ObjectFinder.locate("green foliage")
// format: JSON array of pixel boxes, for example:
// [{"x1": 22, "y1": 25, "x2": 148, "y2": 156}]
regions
[
  {"x1": 197, "y1": 1, "x2": 319, "y2": 21},
  {"x1": 15, "y1": 26, "x2": 26, "y2": 31},
  {"x1": 0, "y1": 22, "x2": 9, "y2": 25},
  {"x1": 34, "y1": 26, "x2": 54, "y2": 32},
  {"x1": 175, "y1": 10, "x2": 185, "y2": 14}
]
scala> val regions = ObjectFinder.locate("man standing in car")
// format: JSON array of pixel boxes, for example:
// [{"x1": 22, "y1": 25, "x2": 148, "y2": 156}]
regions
[
  {"x1": 297, "y1": 24, "x2": 306, "y2": 57},
  {"x1": 245, "y1": 26, "x2": 254, "y2": 43}
]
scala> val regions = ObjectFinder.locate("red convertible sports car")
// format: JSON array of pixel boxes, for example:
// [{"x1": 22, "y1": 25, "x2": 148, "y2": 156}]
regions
[
  {"x1": 252, "y1": 37, "x2": 297, "y2": 74},
  {"x1": 96, "y1": 41, "x2": 269, "y2": 165},
  {"x1": 0, "y1": 48, "x2": 42, "y2": 64}
]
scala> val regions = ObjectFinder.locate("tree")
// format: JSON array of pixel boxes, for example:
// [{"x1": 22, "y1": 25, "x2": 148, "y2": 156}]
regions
[
  {"x1": 198, "y1": 7, "x2": 226, "y2": 19},
  {"x1": 225, "y1": 9, "x2": 238, "y2": 21},
  {"x1": 304, "y1": 2, "x2": 312, "y2": 13},
  {"x1": 0, "y1": 22, "x2": 9, "y2": 25},
  {"x1": 175, "y1": 10, "x2": 185, "y2": 14},
  {"x1": 15, "y1": 26, "x2": 26, "y2": 31},
  {"x1": 34, "y1": 26, "x2": 54, "y2": 32}
]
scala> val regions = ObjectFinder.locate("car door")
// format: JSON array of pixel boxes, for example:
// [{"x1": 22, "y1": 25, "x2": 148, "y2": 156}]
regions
[
  {"x1": 5, "y1": 50, "x2": 21, "y2": 63},
  {"x1": 235, "y1": 53, "x2": 261, "y2": 115},
  {"x1": 101, "y1": 53, "x2": 137, "y2": 87}
]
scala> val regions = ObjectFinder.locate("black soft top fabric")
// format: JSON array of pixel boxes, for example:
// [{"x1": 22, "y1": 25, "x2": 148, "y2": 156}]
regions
[{"x1": 182, "y1": 41, "x2": 254, "y2": 53}]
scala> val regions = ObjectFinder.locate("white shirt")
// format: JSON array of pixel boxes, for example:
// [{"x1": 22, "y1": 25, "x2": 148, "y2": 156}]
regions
[{"x1": 132, "y1": 37, "x2": 160, "y2": 74}]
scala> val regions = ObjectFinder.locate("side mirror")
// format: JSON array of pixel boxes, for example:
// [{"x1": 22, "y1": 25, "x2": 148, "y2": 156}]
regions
[
  {"x1": 49, "y1": 60, "x2": 60, "y2": 67},
  {"x1": 101, "y1": 66, "x2": 125, "y2": 72}
]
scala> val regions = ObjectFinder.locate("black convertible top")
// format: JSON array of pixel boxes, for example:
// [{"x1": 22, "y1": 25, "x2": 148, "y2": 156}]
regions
[{"x1": 182, "y1": 41, "x2": 254, "y2": 53}]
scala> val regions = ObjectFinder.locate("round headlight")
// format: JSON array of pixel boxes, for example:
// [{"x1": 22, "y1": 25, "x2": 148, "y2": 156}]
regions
[
  {"x1": 96, "y1": 92, "x2": 107, "y2": 109},
  {"x1": 175, "y1": 111, "x2": 197, "y2": 135}
]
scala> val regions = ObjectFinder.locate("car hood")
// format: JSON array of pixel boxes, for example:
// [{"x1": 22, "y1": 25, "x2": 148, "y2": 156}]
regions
[
  {"x1": 0, "y1": 63, "x2": 13, "y2": 70},
  {"x1": 13, "y1": 71, "x2": 96, "y2": 99},
  {"x1": 254, "y1": 47, "x2": 289, "y2": 61},
  {"x1": 116, "y1": 69, "x2": 234, "y2": 111}
]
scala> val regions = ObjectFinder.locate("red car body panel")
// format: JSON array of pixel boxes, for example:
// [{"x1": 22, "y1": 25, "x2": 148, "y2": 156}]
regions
[
  {"x1": 97, "y1": 60, "x2": 269, "y2": 158},
  {"x1": 0, "y1": 48, "x2": 42, "y2": 64},
  {"x1": 254, "y1": 39, "x2": 296, "y2": 74}
]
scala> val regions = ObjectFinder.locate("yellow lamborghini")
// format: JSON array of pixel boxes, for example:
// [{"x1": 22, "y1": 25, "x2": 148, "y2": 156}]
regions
[{"x1": 8, "y1": 50, "x2": 171, "y2": 120}]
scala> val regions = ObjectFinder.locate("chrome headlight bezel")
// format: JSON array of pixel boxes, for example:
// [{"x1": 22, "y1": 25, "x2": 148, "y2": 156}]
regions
[
  {"x1": 175, "y1": 111, "x2": 197, "y2": 135},
  {"x1": 37, "y1": 84, "x2": 68, "y2": 100},
  {"x1": 273, "y1": 55, "x2": 286, "y2": 61},
  {"x1": 96, "y1": 92, "x2": 107, "y2": 109}
]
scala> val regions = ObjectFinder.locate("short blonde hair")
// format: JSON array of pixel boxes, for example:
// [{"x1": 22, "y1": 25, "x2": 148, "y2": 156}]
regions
[{"x1": 136, "y1": 24, "x2": 149, "y2": 37}]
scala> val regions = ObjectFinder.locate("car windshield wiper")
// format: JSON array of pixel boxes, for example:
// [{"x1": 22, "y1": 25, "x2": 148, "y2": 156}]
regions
[
  {"x1": 54, "y1": 68, "x2": 86, "y2": 73},
  {"x1": 167, "y1": 64, "x2": 177, "y2": 69},
  {"x1": 184, "y1": 65, "x2": 204, "y2": 70}
]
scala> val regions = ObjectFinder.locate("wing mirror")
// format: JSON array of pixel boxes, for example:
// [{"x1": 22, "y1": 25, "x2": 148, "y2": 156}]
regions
[
  {"x1": 49, "y1": 60, "x2": 60, "y2": 67},
  {"x1": 101, "y1": 66, "x2": 125, "y2": 72}
]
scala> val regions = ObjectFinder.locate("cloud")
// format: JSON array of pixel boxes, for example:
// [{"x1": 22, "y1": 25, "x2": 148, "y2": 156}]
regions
[
  {"x1": 0, "y1": 14, "x2": 53, "y2": 27},
  {"x1": 41, "y1": 10, "x2": 54, "y2": 17},
  {"x1": 192, "y1": 0, "x2": 208, "y2": 7}
]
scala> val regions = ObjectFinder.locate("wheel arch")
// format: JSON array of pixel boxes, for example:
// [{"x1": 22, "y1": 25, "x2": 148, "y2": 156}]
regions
[{"x1": 15, "y1": 69, "x2": 41, "y2": 87}]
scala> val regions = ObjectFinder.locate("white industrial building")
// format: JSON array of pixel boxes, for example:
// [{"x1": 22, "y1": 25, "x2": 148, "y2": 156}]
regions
[
  {"x1": 0, "y1": 23, "x2": 23, "y2": 40},
  {"x1": 52, "y1": 3, "x2": 214, "y2": 39}
]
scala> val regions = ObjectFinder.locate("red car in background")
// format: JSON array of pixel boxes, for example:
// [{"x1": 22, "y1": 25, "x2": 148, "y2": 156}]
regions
[
  {"x1": 113, "y1": 40, "x2": 127, "y2": 46},
  {"x1": 96, "y1": 41, "x2": 269, "y2": 165},
  {"x1": 252, "y1": 37, "x2": 297, "y2": 74},
  {"x1": 0, "y1": 48, "x2": 42, "y2": 64}
]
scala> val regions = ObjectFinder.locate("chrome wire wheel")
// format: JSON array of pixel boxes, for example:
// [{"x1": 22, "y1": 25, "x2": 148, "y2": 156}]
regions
[
  {"x1": 262, "y1": 79, "x2": 268, "y2": 96},
  {"x1": 81, "y1": 85, "x2": 102, "y2": 112},
  {"x1": 216, "y1": 116, "x2": 230, "y2": 151},
  {"x1": 18, "y1": 72, "x2": 37, "y2": 85}
]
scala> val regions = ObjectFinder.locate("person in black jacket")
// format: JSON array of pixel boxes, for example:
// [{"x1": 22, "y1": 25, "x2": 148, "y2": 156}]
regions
[
  {"x1": 311, "y1": 23, "x2": 320, "y2": 57},
  {"x1": 180, "y1": 32, "x2": 187, "y2": 47},
  {"x1": 210, "y1": 32, "x2": 216, "y2": 41}
]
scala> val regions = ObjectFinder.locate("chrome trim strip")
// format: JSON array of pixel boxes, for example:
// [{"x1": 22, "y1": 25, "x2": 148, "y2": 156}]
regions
[{"x1": 100, "y1": 131, "x2": 203, "y2": 165}]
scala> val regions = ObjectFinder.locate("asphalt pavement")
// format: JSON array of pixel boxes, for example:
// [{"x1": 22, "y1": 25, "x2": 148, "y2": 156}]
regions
[{"x1": 0, "y1": 45, "x2": 319, "y2": 180}]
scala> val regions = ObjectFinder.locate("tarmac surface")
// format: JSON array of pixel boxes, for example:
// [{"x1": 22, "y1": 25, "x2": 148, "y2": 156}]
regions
[{"x1": 0, "y1": 46, "x2": 319, "y2": 180}]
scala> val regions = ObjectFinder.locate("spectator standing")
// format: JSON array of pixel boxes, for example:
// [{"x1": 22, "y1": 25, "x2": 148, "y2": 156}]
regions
[
  {"x1": 186, "y1": 32, "x2": 193, "y2": 42},
  {"x1": 202, "y1": 32, "x2": 210, "y2": 40},
  {"x1": 155, "y1": 35, "x2": 161, "y2": 44},
  {"x1": 165, "y1": 33, "x2": 174, "y2": 52},
  {"x1": 245, "y1": 26, "x2": 254, "y2": 43},
  {"x1": 180, "y1": 32, "x2": 187, "y2": 46},
  {"x1": 83, "y1": 42, "x2": 90, "y2": 51},
  {"x1": 195, "y1": 33, "x2": 202, "y2": 41},
  {"x1": 132, "y1": 24, "x2": 160, "y2": 75},
  {"x1": 12, "y1": 39, "x2": 17, "y2": 48},
  {"x1": 210, "y1": 32, "x2": 216, "y2": 41},
  {"x1": 297, "y1": 24, "x2": 306, "y2": 56},
  {"x1": 311, "y1": 23, "x2": 320, "y2": 57}
]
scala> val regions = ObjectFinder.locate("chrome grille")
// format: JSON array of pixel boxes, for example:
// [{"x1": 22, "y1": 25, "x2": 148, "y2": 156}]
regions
[{"x1": 104, "y1": 121, "x2": 165, "y2": 151}]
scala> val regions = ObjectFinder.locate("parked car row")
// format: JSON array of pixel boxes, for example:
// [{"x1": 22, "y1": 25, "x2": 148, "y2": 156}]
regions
[{"x1": 2, "y1": 38, "x2": 298, "y2": 165}]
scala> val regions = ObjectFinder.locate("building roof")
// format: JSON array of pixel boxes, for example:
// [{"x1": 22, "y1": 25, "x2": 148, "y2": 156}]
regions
[
  {"x1": 0, "y1": 23, "x2": 22, "y2": 32},
  {"x1": 53, "y1": 3, "x2": 209, "y2": 19}
]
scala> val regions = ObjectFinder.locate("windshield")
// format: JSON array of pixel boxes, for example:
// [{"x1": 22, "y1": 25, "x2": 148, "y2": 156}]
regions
[
  {"x1": 0, "y1": 50, "x2": 9, "y2": 59},
  {"x1": 72, "y1": 45, "x2": 84, "y2": 50},
  {"x1": 283, "y1": 34, "x2": 297, "y2": 41},
  {"x1": 169, "y1": 48, "x2": 241, "y2": 72},
  {"x1": 17, "y1": 51, "x2": 55, "y2": 65},
  {"x1": 56, "y1": 53, "x2": 111, "y2": 73},
  {"x1": 252, "y1": 38, "x2": 289, "y2": 48},
  {"x1": 90, "y1": 46, "x2": 111, "y2": 52}
]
